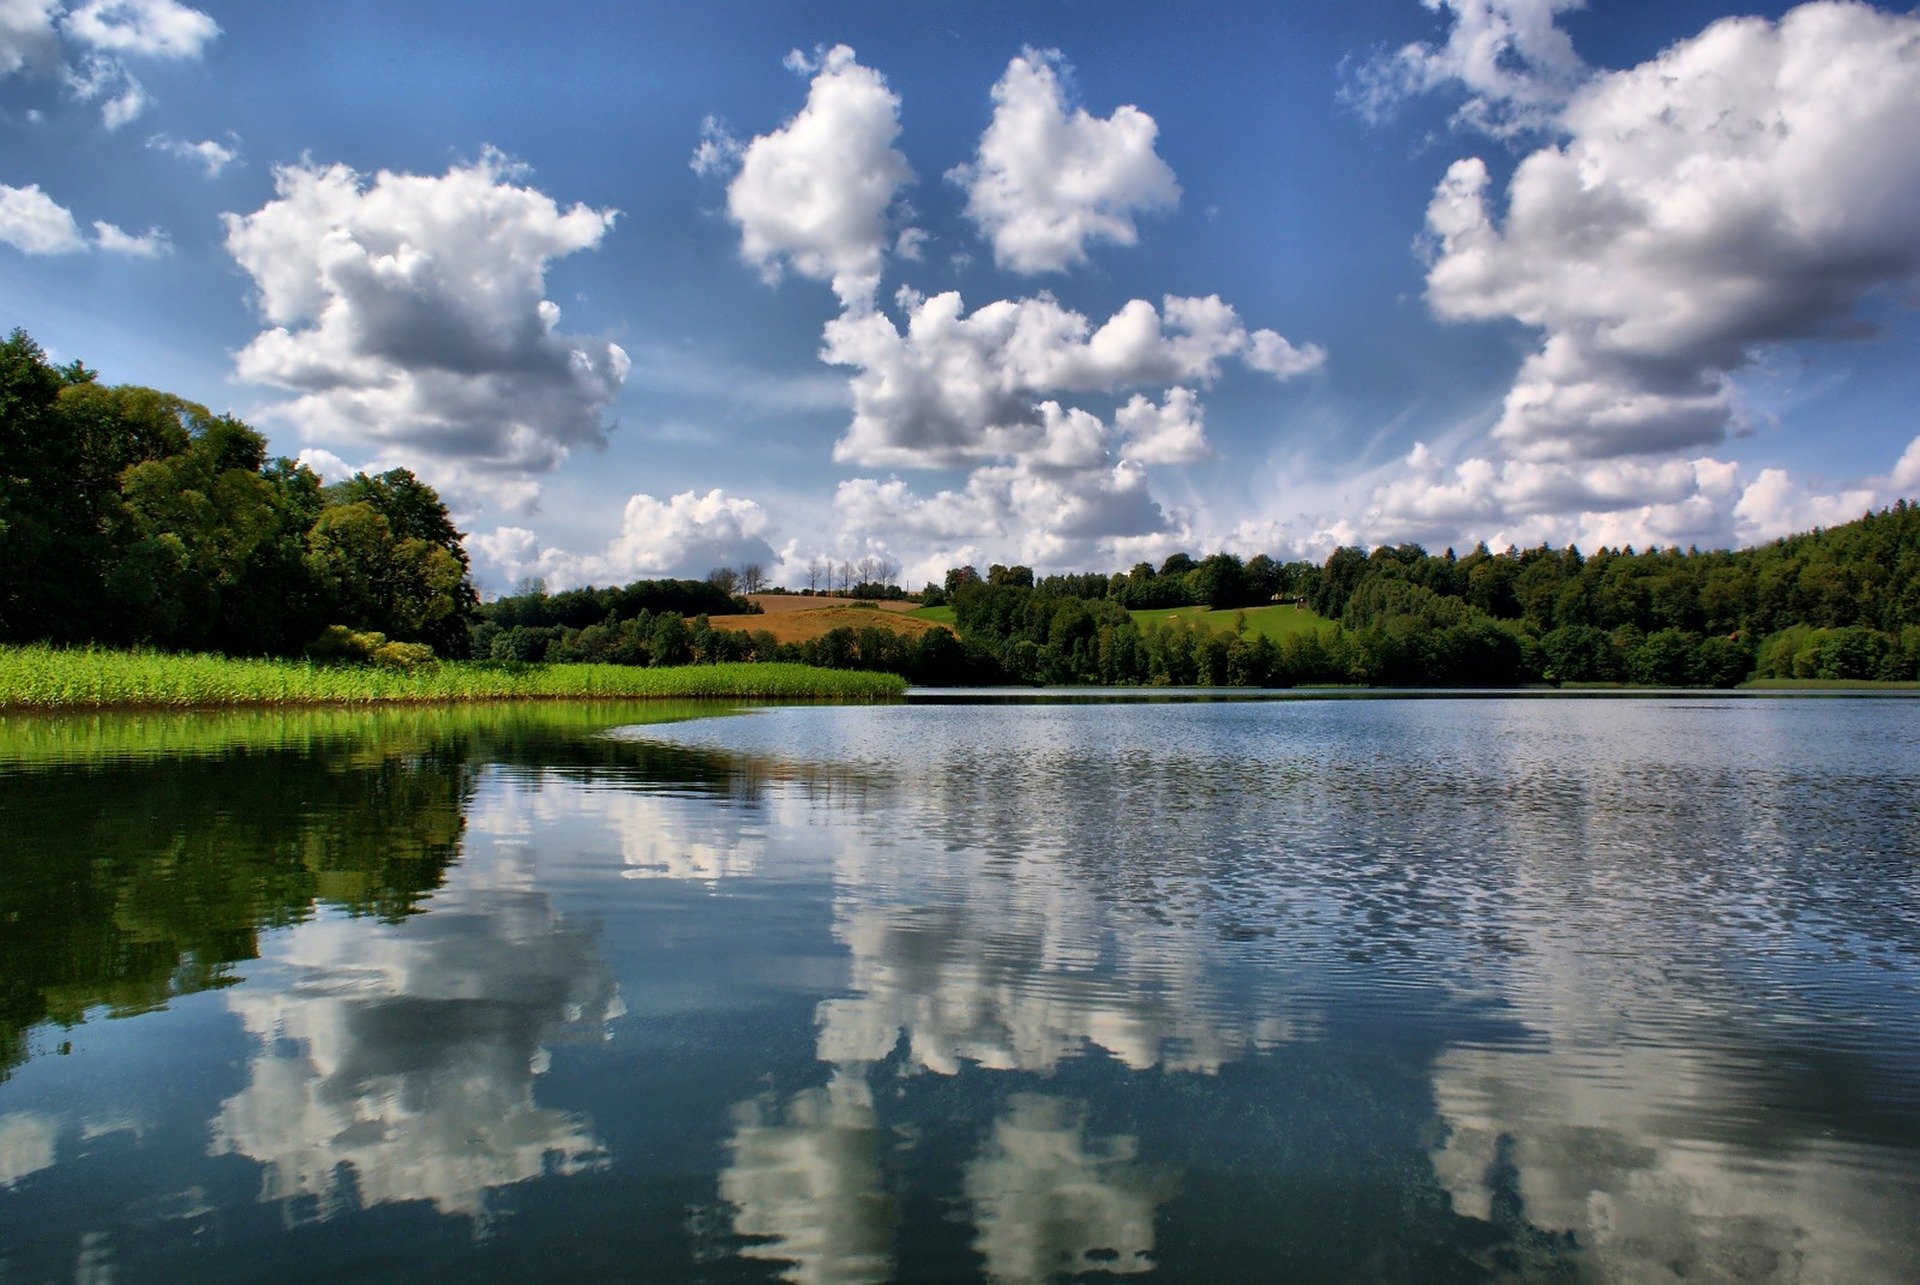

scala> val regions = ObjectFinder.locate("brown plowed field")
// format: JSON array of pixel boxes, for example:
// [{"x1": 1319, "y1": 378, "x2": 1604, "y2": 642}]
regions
[{"x1": 709, "y1": 603, "x2": 950, "y2": 645}]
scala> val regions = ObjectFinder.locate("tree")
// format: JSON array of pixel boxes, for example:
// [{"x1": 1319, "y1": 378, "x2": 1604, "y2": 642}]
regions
[
  {"x1": 707, "y1": 566, "x2": 740, "y2": 594},
  {"x1": 987, "y1": 563, "x2": 1033, "y2": 587},
  {"x1": 304, "y1": 501, "x2": 469, "y2": 649},
  {"x1": 650, "y1": 613, "x2": 691, "y2": 665},
  {"x1": 108, "y1": 414, "x2": 282, "y2": 648},
  {"x1": 322, "y1": 470, "x2": 476, "y2": 654},
  {"x1": 1191, "y1": 552, "x2": 1247, "y2": 610},
  {"x1": 740, "y1": 562, "x2": 765, "y2": 594}
]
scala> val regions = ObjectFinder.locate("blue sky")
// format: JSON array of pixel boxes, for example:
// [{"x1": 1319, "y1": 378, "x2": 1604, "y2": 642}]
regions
[{"x1": 4, "y1": 0, "x2": 1918, "y2": 590}]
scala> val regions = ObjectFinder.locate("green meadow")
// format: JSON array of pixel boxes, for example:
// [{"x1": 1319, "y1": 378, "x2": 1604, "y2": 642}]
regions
[
  {"x1": 0, "y1": 645, "x2": 906, "y2": 711},
  {"x1": 1126, "y1": 603, "x2": 1332, "y2": 640}
]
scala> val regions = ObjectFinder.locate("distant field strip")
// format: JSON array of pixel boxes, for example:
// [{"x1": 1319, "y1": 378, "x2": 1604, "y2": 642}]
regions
[
  {"x1": 743, "y1": 594, "x2": 920, "y2": 615},
  {"x1": 711, "y1": 605, "x2": 951, "y2": 645},
  {"x1": 1128, "y1": 604, "x2": 1331, "y2": 639},
  {"x1": 0, "y1": 646, "x2": 905, "y2": 710}
]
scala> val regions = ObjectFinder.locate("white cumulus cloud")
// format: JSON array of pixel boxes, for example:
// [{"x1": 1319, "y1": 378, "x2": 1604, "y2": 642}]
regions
[
  {"x1": 61, "y1": 0, "x2": 215, "y2": 59},
  {"x1": 0, "y1": 182, "x2": 169, "y2": 255},
  {"x1": 824, "y1": 289, "x2": 1318, "y2": 469},
  {"x1": 474, "y1": 488, "x2": 777, "y2": 589},
  {"x1": 90, "y1": 217, "x2": 164, "y2": 255},
  {"x1": 63, "y1": 47, "x2": 143, "y2": 126},
  {"x1": 949, "y1": 47, "x2": 1179, "y2": 274},
  {"x1": 0, "y1": 181, "x2": 84, "y2": 253},
  {"x1": 1350, "y1": 433, "x2": 1914, "y2": 555},
  {"x1": 6, "y1": 0, "x2": 212, "y2": 126},
  {"x1": 146, "y1": 131, "x2": 236, "y2": 176},
  {"x1": 833, "y1": 458, "x2": 1178, "y2": 577},
  {"x1": 0, "y1": 0, "x2": 59, "y2": 76},
  {"x1": 224, "y1": 151, "x2": 628, "y2": 512},
  {"x1": 687, "y1": 114, "x2": 742, "y2": 177},
  {"x1": 1349, "y1": 0, "x2": 1588, "y2": 137},
  {"x1": 1115, "y1": 387, "x2": 1212, "y2": 465},
  {"x1": 1424, "y1": 2, "x2": 1920, "y2": 463},
  {"x1": 723, "y1": 44, "x2": 912, "y2": 308}
]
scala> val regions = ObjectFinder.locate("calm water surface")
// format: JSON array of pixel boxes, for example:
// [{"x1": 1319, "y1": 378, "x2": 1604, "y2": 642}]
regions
[{"x1": 1, "y1": 696, "x2": 1916, "y2": 1282}]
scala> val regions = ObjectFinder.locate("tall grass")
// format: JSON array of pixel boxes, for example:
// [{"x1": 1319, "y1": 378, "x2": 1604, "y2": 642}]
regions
[{"x1": 0, "y1": 645, "x2": 905, "y2": 711}]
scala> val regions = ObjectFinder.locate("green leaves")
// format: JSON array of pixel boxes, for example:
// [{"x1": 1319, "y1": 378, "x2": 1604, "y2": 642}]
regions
[{"x1": 0, "y1": 330, "x2": 479, "y2": 657}]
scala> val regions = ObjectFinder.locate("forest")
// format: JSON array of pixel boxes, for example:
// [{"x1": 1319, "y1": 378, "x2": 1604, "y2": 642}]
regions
[
  {"x1": 929, "y1": 511, "x2": 1920, "y2": 686},
  {"x1": 5, "y1": 327, "x2": 1917, "y2": 688},
  {"x1": 1, "y1": 329, "x2": 476, "y2": 659}
]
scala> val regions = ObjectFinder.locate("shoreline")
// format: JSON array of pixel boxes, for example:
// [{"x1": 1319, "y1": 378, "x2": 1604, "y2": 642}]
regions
[{"x1": 0, "y1": 647, "x2": 906, "y2": 712}]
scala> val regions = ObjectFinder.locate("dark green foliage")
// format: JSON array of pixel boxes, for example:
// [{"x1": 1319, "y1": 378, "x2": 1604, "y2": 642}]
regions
[
  {"x1": 929, "y1": 502, "x2": 1920, "y2": 687},
  {"x1": 1539, "y1": 625, "x2": 1620, "y2": 684},
  {"x1": 0, "y1": 330, "x2": 479, "y2": 658},
  {"x1": 1753, "y1": 624, "x2": 1920, "y2": 681},
  {"x1": 478, "y1": 577, "x2": 743, "y2": 629}
]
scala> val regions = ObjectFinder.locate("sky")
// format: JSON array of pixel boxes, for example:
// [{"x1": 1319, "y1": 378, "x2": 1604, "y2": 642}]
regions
[{"x1": 4, "y1": 0, "x2": 1919, "y2": 592}]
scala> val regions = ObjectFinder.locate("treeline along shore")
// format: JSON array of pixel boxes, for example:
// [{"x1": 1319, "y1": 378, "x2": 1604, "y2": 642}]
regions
[{"x1": 3, "y1": 326, "x2": 1918, "y2": 702}]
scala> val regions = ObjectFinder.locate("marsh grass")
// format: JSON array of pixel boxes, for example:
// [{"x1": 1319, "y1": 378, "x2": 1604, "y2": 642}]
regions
[{"x1": 0, "y1": 645, "x2": 905, "y2": 711}]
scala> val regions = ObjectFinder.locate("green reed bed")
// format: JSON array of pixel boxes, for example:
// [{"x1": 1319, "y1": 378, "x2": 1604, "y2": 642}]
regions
[{"x1": 0, "y1": 645, "x2": 905, "y2": 711}]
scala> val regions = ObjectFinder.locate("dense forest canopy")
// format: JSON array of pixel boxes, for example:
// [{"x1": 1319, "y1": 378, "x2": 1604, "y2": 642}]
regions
[
  {"x1": 5, "y1": 327, "x2": 1917, "y2": 685},
  {"x1": 926, "y1": 508, "x2": 1920, "y2": 687},
  {"x1": 1, "y1": 329, "x2": 477, "y2": 657}
]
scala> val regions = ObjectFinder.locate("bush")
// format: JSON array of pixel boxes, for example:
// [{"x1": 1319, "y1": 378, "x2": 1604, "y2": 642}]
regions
[{"x1": 306, "y1": 625, "x2": 437, "y2": 669}]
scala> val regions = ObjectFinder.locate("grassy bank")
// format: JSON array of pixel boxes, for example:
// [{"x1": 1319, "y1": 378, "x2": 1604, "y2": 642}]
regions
[{"x1": 0, "y1": 645, "x2": 905, "y2": 711}]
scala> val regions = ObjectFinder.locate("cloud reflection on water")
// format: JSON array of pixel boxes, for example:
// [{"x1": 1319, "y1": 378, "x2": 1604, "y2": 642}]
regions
[
  {"x1": 624, "y1": 700, "x2": 1920, "y2": 1282},
  {"x1": 721, "y1": 1070, "x2": 895, "y2": 1285},
  {"x1": 209, "y1": 838, "x2": 622, "y2": 1224},
  {"x1": 964, "y1": 1094, "x2": 1166, "y2": 1282}
]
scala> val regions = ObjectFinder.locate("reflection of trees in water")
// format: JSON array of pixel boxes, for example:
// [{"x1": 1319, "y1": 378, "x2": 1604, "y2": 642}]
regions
[
  {"x1": 0, "y1": 700, "x2": 755, "y2": 1085},
  {"x1": 0, "y1": 743, "x2": 472, "y2": 1081}
]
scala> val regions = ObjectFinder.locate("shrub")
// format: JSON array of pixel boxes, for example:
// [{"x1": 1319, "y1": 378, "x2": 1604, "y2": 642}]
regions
[{"x1": 306, "y1": 625, "x2": 436, "y2": 669}]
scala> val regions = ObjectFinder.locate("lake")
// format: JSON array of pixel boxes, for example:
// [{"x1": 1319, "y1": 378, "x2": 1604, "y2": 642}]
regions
[{"x1": 1, "y1": 695, "x2": 1916, "y2": 1281}]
